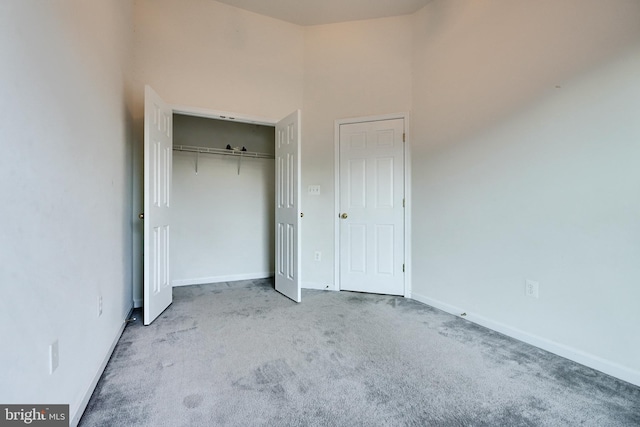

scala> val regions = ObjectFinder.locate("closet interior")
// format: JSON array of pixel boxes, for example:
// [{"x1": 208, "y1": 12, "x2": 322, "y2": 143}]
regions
[{"x1": 171, "y1": 113, "x2": 276, "y2": 286}]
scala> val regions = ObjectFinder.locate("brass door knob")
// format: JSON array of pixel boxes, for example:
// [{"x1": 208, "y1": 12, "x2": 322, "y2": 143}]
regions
[{"x1": 341, "y1": 213, "x2": 348, "y2": 219}]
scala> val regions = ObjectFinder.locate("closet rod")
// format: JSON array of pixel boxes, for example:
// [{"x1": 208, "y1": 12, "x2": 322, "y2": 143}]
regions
[{"x1": 173, "y1": 144, "x2": 274, "y2": 159}]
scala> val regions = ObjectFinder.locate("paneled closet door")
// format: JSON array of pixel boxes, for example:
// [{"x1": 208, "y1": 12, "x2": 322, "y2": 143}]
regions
[
  {"x1": 143, "y1": 85, "x2": 173, "y2": 325},
  {"x1": 275, "y1": 110, "x2": 301, "y2": 303}
]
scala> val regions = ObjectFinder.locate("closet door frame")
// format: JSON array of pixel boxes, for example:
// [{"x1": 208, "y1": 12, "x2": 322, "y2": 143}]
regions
[
  {"x1": 172, "y1": 105, "x2": 277, "y2": 127},
  {"x1": 170, "y1": 105, "x2": 290, "y2": 292},
  {"x1": 135, "y1": 103, "x2": 282, "y2": 311}
]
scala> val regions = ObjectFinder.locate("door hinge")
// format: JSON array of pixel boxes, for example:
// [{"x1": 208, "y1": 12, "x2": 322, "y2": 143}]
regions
[
  {"x1": 402, "y1": 264, "x2": 405, "y2": 273},
  {"x1": 403, "y1": 133, "x2": 406, "y2": 143},
  {"x1": 402, "y1": 198, "x2": 405, "y2": 208}
]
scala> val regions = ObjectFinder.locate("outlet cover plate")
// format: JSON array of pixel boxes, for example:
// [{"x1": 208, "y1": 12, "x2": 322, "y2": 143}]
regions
[{"x1": 525, "y1": 279, "x2": 539, "y2": 299}]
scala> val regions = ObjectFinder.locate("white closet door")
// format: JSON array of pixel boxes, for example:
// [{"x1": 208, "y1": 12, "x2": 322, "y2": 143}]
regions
[
  {"x1": 275, "y1": 110, "x2": 301, "y2": 303},
  {"x1": 143, "y1": 85, "x2": 173, "y2": 325}
]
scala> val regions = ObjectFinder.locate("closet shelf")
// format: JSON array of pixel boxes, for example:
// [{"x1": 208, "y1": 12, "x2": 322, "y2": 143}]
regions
[{"x1": 173, "y1": 145, "x2": 274, "y2": 159}]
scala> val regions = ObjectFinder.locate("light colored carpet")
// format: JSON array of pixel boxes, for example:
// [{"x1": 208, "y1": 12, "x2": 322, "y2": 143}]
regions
[{"x1": 80, "y1": 279, "x2": 640, "y2": 426}]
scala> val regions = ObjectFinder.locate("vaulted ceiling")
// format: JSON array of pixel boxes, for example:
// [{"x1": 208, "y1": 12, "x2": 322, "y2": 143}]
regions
[{"x1": 214, "y1": 0, "x2": 433, "y2": 26}]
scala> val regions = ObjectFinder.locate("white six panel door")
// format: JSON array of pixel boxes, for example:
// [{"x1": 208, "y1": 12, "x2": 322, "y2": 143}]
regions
[
  {"x1": 275, "y1": 110, "x2": 301, "y2": 302},
  {"x1": 339, "y1": 119, "x2": 404, "y2": 295},
  {"x1": 143, "y1": 86, "x2": 173, "y2": 325}
]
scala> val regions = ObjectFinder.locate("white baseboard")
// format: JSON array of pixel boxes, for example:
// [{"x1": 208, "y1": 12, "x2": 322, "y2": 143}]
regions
[
  {"x1": 411, "y1": 292, "x2": 640, "y2": 388},
  {"x1": 70, "y1": 306, "x2": 133, "y2": 427},
  {"x1": 172, "y1": 272, "x2": 274, "y2": 287},
  {"x1": 133, "y1": 297, "x2": 143, "y2": 309}
]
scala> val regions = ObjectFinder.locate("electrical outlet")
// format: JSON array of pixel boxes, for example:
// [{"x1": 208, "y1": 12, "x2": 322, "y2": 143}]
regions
[
  {"x1": 525, "y1": 279, "x2": 539, "y2": 299},
  {"x1": 49, "y1": 340, "x2": 59, "y2": 374},
  {"x1": 98, "y1": 295, "x2": 103, "y2": 317},
  {"x1": 308, "y1": 185, "x2": 321, "y2": 195},
  {"x1": 314, "y1": 251, "x2": 322, "y2": 262}
]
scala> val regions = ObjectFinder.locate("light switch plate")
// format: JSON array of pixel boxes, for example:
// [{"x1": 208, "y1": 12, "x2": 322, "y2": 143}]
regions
[
  {"x1": 308, "y1": 185, "x2": 321, "y2": 195},
  {"x1": 50, "y1": 340, "x2": 59, "y2": 374}
]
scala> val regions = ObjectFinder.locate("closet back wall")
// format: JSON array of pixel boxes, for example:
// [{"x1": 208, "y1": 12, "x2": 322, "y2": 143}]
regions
[{"x1": 171, "y1": 114, "x2": 275, "y2": 286}]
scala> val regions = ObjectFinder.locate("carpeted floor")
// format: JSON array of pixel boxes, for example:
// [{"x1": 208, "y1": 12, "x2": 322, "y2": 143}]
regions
[{"x1": 79, "y1": 279, "x2": 640, "y2": 426}]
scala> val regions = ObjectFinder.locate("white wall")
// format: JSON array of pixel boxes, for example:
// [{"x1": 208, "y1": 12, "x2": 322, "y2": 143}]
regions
[
  {"x1": 301, "y1": 16, "x2": 413, "y2": 288},
  {"x1": 131, "y1": 0, "x2": 304, "y2": 304},
  {"x1": 132, "y1": 0, "x2": 304, "y2": 117},
  {"x1": 0, "y1": 0, "x2": 134, "y2": 423},
  {"x1": 172, "y1": 115, "x2": 275, "y2": 285},
  {"x1": 411, "y1": 0, "x2": 640, "y2": 384}
]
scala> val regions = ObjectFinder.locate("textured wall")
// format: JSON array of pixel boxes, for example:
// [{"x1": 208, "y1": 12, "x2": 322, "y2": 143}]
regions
[
  {"x1": 411, "y1": 0, "x2": 640, "y2": 383},
  {"x1": 0, "y1": 0, "x2": 135, "y2": 422}
]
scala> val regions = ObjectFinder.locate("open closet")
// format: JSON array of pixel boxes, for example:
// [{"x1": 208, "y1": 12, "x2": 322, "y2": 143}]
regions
[
  {"x1": 171, "y1": 114, "x2": 276, "y2": 287},
  {"x1": 143, "y1": 86, "x2": 301, "y2": 325}
]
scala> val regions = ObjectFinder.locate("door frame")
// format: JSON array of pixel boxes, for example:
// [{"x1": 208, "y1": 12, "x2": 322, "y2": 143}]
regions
[
  {"x1": 136, "y1": 102, "x2": 285, "y2": 309},
  {"x1": 174, "y1": 105, "x2": 302, "y2": 302},
  {"x1": 333, "y1": 113, "x2": 412, "y2": 298},
  {"x1": 172, "y1": 104, "x2": 277, "y2": 126}
]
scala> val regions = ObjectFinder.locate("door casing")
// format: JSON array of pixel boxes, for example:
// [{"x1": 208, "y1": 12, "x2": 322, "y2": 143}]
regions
[
  {"x1": 173, "y1": 105, "x2": 302, "y2": 304},
  {"x1": 334, "y1": 113, "x2": 412, "y2": 298},
  {"x1": 138, "y1": 102, "x2": 302, "y2": 319}
]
